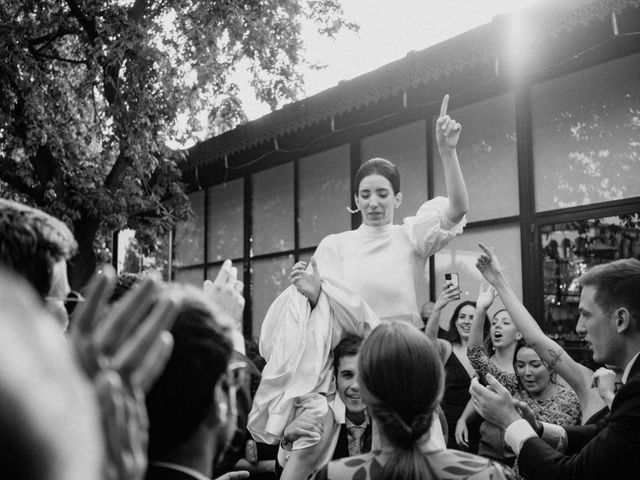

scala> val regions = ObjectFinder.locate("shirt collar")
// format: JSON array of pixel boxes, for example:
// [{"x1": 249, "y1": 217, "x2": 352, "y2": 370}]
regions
[
  {"x1": 149, "y1": 461, "x2": 210, "y2": 480},
  {"x1": 622, "y1": 351, "x2": 640, "y2": 384},
  {"x1": 345, "y1": 410, "x2": 370, "y2": 430}
]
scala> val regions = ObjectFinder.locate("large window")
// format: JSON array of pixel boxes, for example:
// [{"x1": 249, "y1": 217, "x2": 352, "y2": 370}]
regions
[
  {"x1": 433, "y1": 224, "x2": 522, "y2": 331},
  {"x1": 174, "y1": 190, "x2": 205, "y2": 268},
  {"x1": 433, "y1": 94, "x2": 519, "y2": 222},
  {"x1": 252, "y1": 163, "x2": 294, "y2": 255},
  {"x1": 540, "y1": 214, "x2": 640, "y2": 362},
  {"x1": 208, "y1": 178, "x2": 244, "y2": 262},
  {"x1": 361, "y1": 121, "x2": 427, "y2": 222},
  {"x1": 532, "y1": 53, "x2": 640, "y2": 211},
  {"x1": 298, "y1": 145, "x2": 351, "y2": 248}
]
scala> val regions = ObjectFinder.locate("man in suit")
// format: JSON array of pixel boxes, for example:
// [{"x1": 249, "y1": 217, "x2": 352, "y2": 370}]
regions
[
  {"x1": 145, "y1": 280, "x2": 249, "y2": 480},
  {"x1": 470, "y1": 257, "x2": 640, "y2": 480},
  {"x1": 277, "y1": 335, "x2": 371, "y2": 473}
]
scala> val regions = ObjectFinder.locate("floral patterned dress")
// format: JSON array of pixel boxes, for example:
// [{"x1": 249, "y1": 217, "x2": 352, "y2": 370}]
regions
[
  {"x1": 309, "y1": 447, "x2": 516, "y2": 480},
  {"x1": 467, "y1": 346, "x2": 581, "y2": 477}
]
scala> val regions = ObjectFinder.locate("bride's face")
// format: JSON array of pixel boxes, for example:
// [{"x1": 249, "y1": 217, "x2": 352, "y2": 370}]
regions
[{"x1": 355, "y1": 174, "x2": 401, "y2": 227}]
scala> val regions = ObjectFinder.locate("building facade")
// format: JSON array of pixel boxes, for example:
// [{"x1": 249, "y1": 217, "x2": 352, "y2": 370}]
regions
[{"x1": 175, "y1": 0, "x2": 640, "y2": 354}]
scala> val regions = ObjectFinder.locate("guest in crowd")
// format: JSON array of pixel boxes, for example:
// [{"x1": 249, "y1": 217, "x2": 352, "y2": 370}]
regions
[
  {"x1": 145, "y1": 284, "x2": 248, "y2": 480},
  {"x1": 423, "y1": 285, "x2": 487, "y2": 452},
  {"x1": 475, "y1": 243, "x2": 606, "y2": 424},
  {"x1": 277, "y1": 335, "x2": 371, "y2": 478},
  {"x1": 311, "y1": 322, "x2": 515, "y2": 479},
  {"x1": 0, "y1": 198, "x2": 78, "y2": 329},
  {"x1": 459, "y1": 284, "x2": 522, "y2": 466},
  {"x1": 471, "y1": 257, "x2": 640, "y2": 480}
]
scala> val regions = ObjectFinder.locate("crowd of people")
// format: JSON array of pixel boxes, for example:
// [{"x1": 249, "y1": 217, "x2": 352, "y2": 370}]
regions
[{"x1": 1, "y1": 94, "x2": 640, "y2": 480}]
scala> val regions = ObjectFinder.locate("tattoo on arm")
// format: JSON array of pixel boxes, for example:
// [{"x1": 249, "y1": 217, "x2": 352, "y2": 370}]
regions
[{"x1": 547, "y1": 348, "x2": 564, "y2": 370}]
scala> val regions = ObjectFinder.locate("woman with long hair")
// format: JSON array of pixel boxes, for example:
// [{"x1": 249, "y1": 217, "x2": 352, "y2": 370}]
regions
[
  {"x1": 424, "y1": 288, "x2": 488, "y2": 451},
  {"x1": 459, "y1": 286, "x2": 523, "y2": 466},
  {"x1": 312, "y1": 322, "x2": 514, "y2": 479}
]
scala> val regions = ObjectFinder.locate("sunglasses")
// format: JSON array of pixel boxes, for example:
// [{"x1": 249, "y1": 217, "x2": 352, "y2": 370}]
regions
[{"x1": 46, "y1": 291, "x2": 86, "y2": 316}]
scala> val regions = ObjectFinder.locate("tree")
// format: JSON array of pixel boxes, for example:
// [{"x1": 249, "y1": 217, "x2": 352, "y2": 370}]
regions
[{"x1": 0, "y1": 0, "x2": 356, "y2": 288}]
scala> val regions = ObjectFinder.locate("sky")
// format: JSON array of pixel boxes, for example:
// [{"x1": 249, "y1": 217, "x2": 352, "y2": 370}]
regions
[{"x1": 239, "y1": 0, "x2": 545, "y2": 120}]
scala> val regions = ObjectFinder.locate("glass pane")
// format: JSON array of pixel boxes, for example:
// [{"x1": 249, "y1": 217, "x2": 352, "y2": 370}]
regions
[
  {"x1": 433, "y1": 94, "x2": 518, "y2": 222},
  {"x1": 208, "y1": 179, "x2": 244, "y2": 262},
  {"x1": 252, "y1": 164, "x2": 294, "y2": 255},
  {"x1": 299, "y1": 145, "x2": 351, "y2": 248},
  {"x1": 433, "y1": 224, "x2": 522, "y2": 331},
  {"x1": 174, "y1": 191, "x2": 205, "y2": 267},
  {"x1": 532, "y1": 53, "x2": 640, "y2": 211},
  {"x1": 251, "y1": 255, "x2": 294, "y2": 341},
  {"x1": 541, "y1": 214, "x2": 640, "y2": 363},
  {"x1": 173, "y1": 267, "x2": 204, "y2": 288},
  {"x1": 361, "y1": 120, "x2": 427, "y2": 224},
  {"x1": 117, "y1": 229, "x2": 171, "y2": 280}
]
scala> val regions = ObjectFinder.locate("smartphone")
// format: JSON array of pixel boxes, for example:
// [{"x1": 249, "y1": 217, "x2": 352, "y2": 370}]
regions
[{"x1": 445, "y1": 272, "x2": 461, "y2": 300}]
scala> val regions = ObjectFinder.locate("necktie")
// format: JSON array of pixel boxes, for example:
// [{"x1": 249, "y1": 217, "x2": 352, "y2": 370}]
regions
[{"x1": 348, "y1": 425, "x2": 366, "y2": 456}]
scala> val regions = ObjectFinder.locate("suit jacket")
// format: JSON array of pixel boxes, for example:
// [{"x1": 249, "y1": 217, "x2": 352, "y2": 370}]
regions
[
  {"x1": 518, "y1": 353, "x2": 640, "y2": 480},
  {"x1": 331, "y1": 422, "x2": 372, "y2": 460}
]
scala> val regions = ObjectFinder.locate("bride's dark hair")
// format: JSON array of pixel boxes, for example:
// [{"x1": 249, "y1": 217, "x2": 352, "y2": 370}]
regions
[
  {"x1": 358, "y1": 322, "x2": 444, "y2": 480},
  {"x1": 355, "y1": 158, "x2": 401, "y2": 194}
]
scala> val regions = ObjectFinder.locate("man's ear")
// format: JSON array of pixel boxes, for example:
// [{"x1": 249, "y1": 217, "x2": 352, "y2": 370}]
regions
[
  {"x1": 394, "y1": 192, "x2": 403, "y2": 208},
  {"x1": 615, "y1": 308, "x2": 632, "y2": 333}
]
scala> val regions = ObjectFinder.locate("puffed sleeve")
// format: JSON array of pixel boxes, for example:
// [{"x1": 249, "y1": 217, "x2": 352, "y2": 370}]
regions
[
  {"x1": 403, "y1": 196, "x2": 467, "y2": 258},
  {"x1": 312, "y1": 233, "x2": 342, "y2": 283}
]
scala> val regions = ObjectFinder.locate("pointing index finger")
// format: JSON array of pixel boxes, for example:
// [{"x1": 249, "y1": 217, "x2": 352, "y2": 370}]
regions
[{"x1": 440, "y1": 94, "x2": 449, "y2": 117}]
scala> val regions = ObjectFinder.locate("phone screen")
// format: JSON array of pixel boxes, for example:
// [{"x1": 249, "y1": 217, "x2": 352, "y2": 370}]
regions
[{"x1": 445, "y1": 272, "x2": 461, "y2": 300}]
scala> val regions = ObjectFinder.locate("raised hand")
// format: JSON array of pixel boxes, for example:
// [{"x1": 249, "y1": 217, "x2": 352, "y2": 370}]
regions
[
  {"x1": 71, "y1": 265, "x2": 179, "y2": 480},
  {"x1": 475, "y1": 281, "x2": 497, "y2": 312},
  {"x1": 476, "y1": 243, "x2": 503, "y2": 284},
  {"x1": 436, "y1": 94, "x2": 462, "y2": 151},
  {"x1": 204, "y1": 259, "x2": 245, "y2": 329},
  {"x1": 289, "y1": 258, "x2": 322, "y2": 308},
  {"x1": 435, "y1": 282, "x2": 460, "y2": 311}
]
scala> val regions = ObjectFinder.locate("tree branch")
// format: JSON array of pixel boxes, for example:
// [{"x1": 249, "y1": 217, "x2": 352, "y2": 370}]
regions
[
  {"x1": 28, "y1": 25, "x2": 75, "y2": 50},
  {"x1": 0, "y1": 169, "x2": 43, "y2": 204},
  {"x1": 65, "y1": 0, "x2": 100, "y2": 44},
  {"x1": 28, "y1": 46, "x2": 88, "y2": 65}
]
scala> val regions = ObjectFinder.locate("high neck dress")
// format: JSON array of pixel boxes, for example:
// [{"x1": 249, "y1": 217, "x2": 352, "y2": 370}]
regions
[{"x1": 249, "y1": 196, "x2": 466, "y2": 452}]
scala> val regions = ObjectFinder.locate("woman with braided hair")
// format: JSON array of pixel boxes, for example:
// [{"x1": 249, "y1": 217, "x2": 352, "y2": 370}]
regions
[{"x1": 311, "y1": 322, "x2": 514, "y2": 480}]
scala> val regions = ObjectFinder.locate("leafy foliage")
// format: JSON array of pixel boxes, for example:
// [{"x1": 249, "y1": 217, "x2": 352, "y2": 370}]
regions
[{"x1": 0, "y1": 0, "x2": 357, "y2": 286}]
